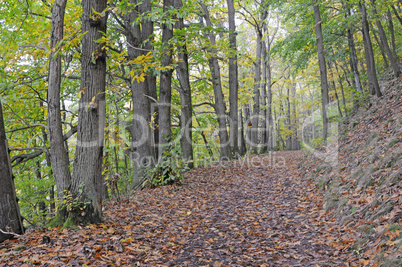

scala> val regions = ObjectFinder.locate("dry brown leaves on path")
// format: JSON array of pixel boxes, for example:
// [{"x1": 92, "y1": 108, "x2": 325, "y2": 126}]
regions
[{"x1": 1, "y1": 151, "x2": 359, "y2": 266}]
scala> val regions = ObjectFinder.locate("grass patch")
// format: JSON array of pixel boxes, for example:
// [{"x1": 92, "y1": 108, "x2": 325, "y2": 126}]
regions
[
  {"x1": 12, "y1": 245, "x2": 26, "y2": 251},
  {"x1": 387, "y1": 139, "x2": 399, "y2": 149},
  {"x1": 388, "y1": 224, "x2": 400, "y2": 232}
]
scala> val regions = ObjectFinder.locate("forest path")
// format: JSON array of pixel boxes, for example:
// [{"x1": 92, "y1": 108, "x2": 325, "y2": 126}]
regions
[{"x1": 0, "y1": 151, "x2": 358, "y2": 266}]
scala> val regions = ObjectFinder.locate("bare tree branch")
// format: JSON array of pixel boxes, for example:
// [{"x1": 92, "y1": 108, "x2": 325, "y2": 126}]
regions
[
  {"x1": 11, "y1": 125, "x2": 77, "y2": 166},
  {"x1": 19, "y1": 45, "x2": 49, "y2": 51},
  {"x1": 193, "y1": 102, "x2": 216, "y2": 109},
  {"x1": 9, "y1": 146, "x2": 45, "y2": 151},
  {"x1": 0, "y1": 228, "x2": 22, "y2": 237},
  {"x1": 11, "y1": 150, "x2": 43, "y2": 166},
  {"x1": 6, "y1": 124, "x2": 47, "y2": 133},
  {"x1": 29, "y1": 12, "x2": 51, "y2": 20}
]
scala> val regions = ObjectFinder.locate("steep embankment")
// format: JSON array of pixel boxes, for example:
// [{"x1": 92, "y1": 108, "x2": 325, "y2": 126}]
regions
[{"x1": 300, "y1": 78, "x2": 401, "y2": 266}]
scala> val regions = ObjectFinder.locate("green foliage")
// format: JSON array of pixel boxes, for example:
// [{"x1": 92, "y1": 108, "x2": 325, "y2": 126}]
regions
[
  {"x1": 61, "y1": 190, "x2": 91, "y2": 214},
  {"x1": 142, "y1": 139, "x2": 188, "y2": 188},
  {"x1": 14, "y1": 162, "x2": 54, "y2": 224},
  {"x1": 45, "y1": 210, "x2": 65, "y2": 229},
  {"x1": 311, "y1": 137, "x2": 323, "y2": 148},
  {"x1": 45, "y1": 190, "x2": 91, "y2": 229}
]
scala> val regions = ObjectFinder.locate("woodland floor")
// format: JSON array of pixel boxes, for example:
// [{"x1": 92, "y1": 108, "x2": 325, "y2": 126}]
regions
[{"x1": 0, "y1": 151, "x2": 360, "y2": 266}]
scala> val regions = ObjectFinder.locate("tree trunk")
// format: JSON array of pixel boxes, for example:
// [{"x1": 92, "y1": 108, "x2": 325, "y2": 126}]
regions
[
  {"x1": 266, "y1": 38, "x2": 274, "y2": 151},
  {"x1": 391, "y1": 5, "x2": 402, "y2": 27},
  {"x1": 260, "y1": 36, "x2": 268, "y2": 154},
  {"x1": 371, "y1": 0, "x2": 401, "y2": 77},
  {"x1": 35, "y1": 160, "x2": 47, "y2": 220},
  {"x1": 47, "y1": 0, "x2": 71, "y2": 199},
  {"x1": 360, "y1": 27, "x2": 373, "y2": 94},
  {"x1": 159, "y1": 0, "x2": 175, "y2": 159},
  {"x1": 344, "y1": 2, "x2": 362, "y2": 92},
  {"x1": 328, "y1": 62, "x2": 343, "y2": 118},
  {"x1": 371, "y1": 22, "x2": 390, "y2": 68},
  {"x1": 286, "y1": 85, "x2": 292, "y2": 150},
  {"x1": 113, "y1": 105, "x2": 120, "y2": 174},
  {"x1": 250, "y1": 3, "x2": 268, "y2": 154},
  {"x1": 251, "y1": 28, "x2": 262, "y2": 153},
  {"x1": 238, "y1": 109, "x2": 246, "y2": 156},
  {"x1": 359, "y1": 2, "x2": 382, "y2": 97},
  {"x1": 71, "y1": 0, "x2": 107, "y2": 223},
  {"x1": 334, "y1": 61, "x2": 348, "y2": 116},
  {"x1": 0, "y1": 101, "x2": 24, "y2": 243},
  {"x1": 312, "y1": 105, "x2": 316, "y2": 141},
  {"x1": 201, "y1": 3, "x2": 231, "y2": 160},
  {"x1": 193, "y1": 112, "x2": 213, "y2": 158},
  {"x1": 227, "y1": 0, "x2": 239, "y2": 157},
  {"x1": 313, "y1": 0, "x2": 329, "y2": 141},
  {"x1": 291, "y1": 84, "x2": 299, "y2": 150},
  {"x1": 244, "y1": 105, "x2": 251, "y2": 151},
  {"x1": 41, "y1": 125, "x2": 56, "y2": 214},
  {"x1": 141, "y1": 0, "x2": 158, "y2": 160},
  {"x1": 387, "y1": 9, "x2": 397, "y2": 59},
  {"x1": 175, "y1": 0, "x2": 193, "y2": 168},
  {"x1": 125, "y1": 0, "x2": 155, "y2": 186}
]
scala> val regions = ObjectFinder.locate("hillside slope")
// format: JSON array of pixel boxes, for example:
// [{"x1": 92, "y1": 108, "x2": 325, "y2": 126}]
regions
[{"x1": 300, "y1": 78, "x2": 401, "y2": 266}]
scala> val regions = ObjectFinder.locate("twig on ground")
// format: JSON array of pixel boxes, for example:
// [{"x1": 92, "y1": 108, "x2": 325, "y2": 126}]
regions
[{"x1": 0, "y1": 228, "x2": 22, "y2": 237}]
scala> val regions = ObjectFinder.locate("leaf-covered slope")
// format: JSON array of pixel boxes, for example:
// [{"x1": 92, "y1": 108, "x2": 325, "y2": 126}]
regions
[{"x1": 300, "y1": 78, "x2": 401, "y2": 266}]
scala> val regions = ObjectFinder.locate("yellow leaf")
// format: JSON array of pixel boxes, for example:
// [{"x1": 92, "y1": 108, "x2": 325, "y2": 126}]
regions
[{"x1": 78, "y1": 87, "x2": 85, "y2": 98}]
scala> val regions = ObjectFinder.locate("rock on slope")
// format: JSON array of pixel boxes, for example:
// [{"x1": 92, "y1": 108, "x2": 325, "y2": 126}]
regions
[{"x1": 300, "y1": 78, "x2": 401, "y2": 266}]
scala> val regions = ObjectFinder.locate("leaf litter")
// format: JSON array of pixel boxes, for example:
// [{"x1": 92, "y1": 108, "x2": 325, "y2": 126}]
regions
[{"x1": 0, "y1": 151, "x2": 362, "y2": 266}]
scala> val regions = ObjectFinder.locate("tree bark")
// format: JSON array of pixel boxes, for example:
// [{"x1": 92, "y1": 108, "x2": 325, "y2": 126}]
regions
[
  {"x1": 344, "y1": 2, "x2": 362, "y2": 92},
  {"x1": 360, "y1": 23, "x2": 373, "y2": 94},
  {"x1": 141, "y1": 0, "x2": 158, "y2": 160},
  {"x1": 35, "y1": 159, "x2": 47, "y2": 220},
  {"x1": 260, "y1": 37, "x2": 268, "y2": 154},
  {"x1": 371, "y1": 22, "x2": 389, "y2": 68},
  {"x1": 328, "y1": 62, "x2": 343, "y2": 118},
  {"x1": 47, "y1": 0, "x2": 71, "y2": 199},
  {"x1": 251, "y1": 27, "x2": 262, "y2": 153},
  {"x1": 359, "y1": 2, "x2": 382, "y2": 97},
  {"x1": 201, "y1": 3, "x2": 231, "y2": 160},
  {"x1": 41, "y1": 121, "x2": 56, "y2": 214},
  {"x1": 227, "y1": 0, "x2": 239, "y2": 157},
  {"x1": 313, "y1": 0, "x2": 329, "y2": 141},
  {"x1": 370, "y1": 0, "x2": 401, "y2": 77},
  {"x1": 71, "y1": 0, "x2": 107, "y2": 223},
  {"x1": 125, "y1": 0, "x2": 155, "y2": 185},
  {"x1": 266, "y1": 39, "x2": 274, "y2": 151},
  {"x1": 158, "y1": 0, "x2": 174, "y2": 160},
  {"x1": 244, "y1": 104, "x2": 251, "y2": 151},
  {"x1": 175, "y1": 0, "x2": 193, "y2": 168},
  {"x1": 387, "y1": 9, "x2": 397, "y2": 59},
  {"x1": 285, "y1": 84, "x2": 294, "y2": 150},
  {"x1": 391, "y1": 5, "x2": 402, "y2": 27},
  {"x1": 193, "y1": 112, "x2": 213, "y2": 158},
  {"x1": 0, "y1": 101, "x2": 24, "y2": 243},
  {"x1": 250, "y1": 3, "x2": 269, "y2": 153},
  {"x1": 291, "y1": 84, "x2": 299, "y2": 150},
  {"x1": 334, "y1": 61, "x2": 348, "y2": 116},
  {"x1": 238, "y1": 109, "x2": 246, "y2": 156}
]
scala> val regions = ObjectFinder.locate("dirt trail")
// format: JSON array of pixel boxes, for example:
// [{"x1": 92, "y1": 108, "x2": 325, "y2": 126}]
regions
[{"x1": 0, "y1": 151, "x2": 358, "y2": 266}]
